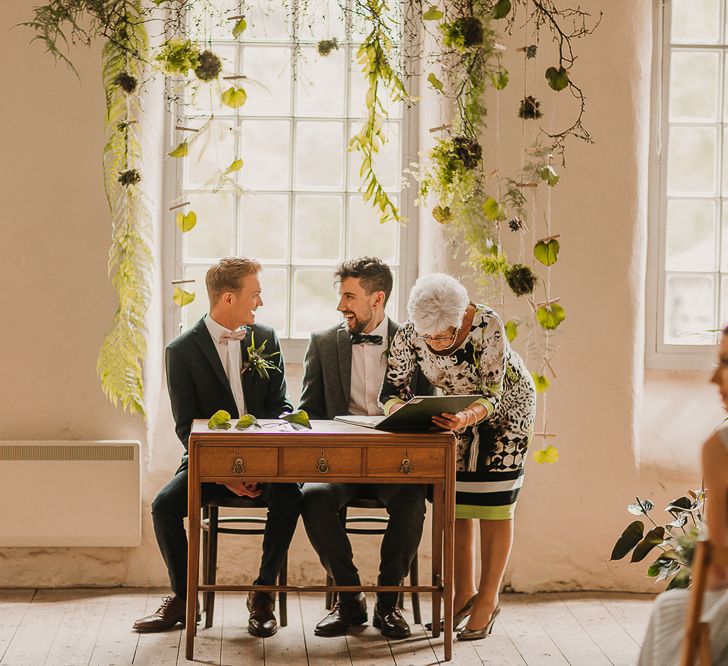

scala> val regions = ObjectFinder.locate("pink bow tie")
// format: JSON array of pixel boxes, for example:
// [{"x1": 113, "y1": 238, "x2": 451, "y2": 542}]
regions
[{"x1": 218, "y1": 328, "x2": 247, "y2": 344}]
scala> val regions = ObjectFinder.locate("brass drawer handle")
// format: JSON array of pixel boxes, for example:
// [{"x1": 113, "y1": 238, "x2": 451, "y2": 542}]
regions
[
  {"x1": 400, "y1": 457, "x2": 413, "y2": 475},
  {"x1": 233, "y1": 457, "x2": 245, "y2": 475},
  {"x1": 317, "y1": 455, "x2": 329, "y2": 474}
]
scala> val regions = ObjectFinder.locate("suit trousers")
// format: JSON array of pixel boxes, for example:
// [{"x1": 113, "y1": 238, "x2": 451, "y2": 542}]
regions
[
  {"x1": 301, "y1": 482, "x2": 426, "y2": 608},
  {"x1": 152, "y1": 461, "x2": 302, "y2": 598}
]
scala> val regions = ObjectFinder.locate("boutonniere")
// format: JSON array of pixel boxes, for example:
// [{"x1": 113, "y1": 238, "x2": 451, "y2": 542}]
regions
[
  {"x1": 381, "y1": 334, "x2": 392, "y2": 361},
  {"x1": 242, "y1": 332, "x2": 280, "y2": 380}
]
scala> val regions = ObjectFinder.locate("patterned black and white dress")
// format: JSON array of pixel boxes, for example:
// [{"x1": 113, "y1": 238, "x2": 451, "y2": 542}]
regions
[{"x1": 379, "y1": 304, "x2": 536, "y2": 520}]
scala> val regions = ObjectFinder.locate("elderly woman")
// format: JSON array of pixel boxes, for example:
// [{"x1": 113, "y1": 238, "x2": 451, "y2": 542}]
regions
[{"x1": 379, "y1": 273, "x2": 536, "y2": 640}]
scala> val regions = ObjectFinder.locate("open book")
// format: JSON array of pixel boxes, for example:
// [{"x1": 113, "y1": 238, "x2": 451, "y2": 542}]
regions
[{"x1": 334, "y1": 395, "x2": 481, "y2": 431}]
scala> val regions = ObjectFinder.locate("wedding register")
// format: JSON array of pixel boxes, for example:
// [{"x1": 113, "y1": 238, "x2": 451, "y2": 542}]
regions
[{"x1": 334, "y1": 395, "x2": 481, "y2": 431}]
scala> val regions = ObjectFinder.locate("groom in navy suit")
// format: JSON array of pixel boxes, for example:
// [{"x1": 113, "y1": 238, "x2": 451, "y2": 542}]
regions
[{"x1": 133, "y1": 257, "x2": 300, "y2": 638}]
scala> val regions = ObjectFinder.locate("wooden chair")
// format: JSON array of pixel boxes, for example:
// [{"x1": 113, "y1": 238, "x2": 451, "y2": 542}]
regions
[
  {"x1": 201, "y1": 496, "x2": 288, "y2": 629},
  {"x1": 680, "y1": 540, "x2": 728, "y2": 665},
  {"x1": 324, "y1": 497, "x2": 421, "y2": 625}
]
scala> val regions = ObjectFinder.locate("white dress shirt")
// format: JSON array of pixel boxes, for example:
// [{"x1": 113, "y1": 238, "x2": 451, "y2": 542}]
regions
[
  {"x1": 204, "y1": 314, "x2": 246, "y2": 417},
  {"x1": 348, "y1": 316, "x2": 389, "y2": 417}
]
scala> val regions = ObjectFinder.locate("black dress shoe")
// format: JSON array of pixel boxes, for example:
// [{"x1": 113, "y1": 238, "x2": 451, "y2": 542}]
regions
[
  {"x1": 373, "y1": 603, "x2": 411, "y2": 639},
  {"x1": 247, "y1": 591, "x2": 278, "y2": 637},
  {"x1": 314, "y1": 593, "x2": 368, "y2": 637},
  {"x1": 133, "y1": 595, "x2": 187, "y2": 633}
]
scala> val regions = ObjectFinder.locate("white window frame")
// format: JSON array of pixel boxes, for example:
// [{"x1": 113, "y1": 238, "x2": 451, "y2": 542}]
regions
[
  {"x1": 646, "y1": 0, "x2": 720, "y2": 370},
  {"x1": 162, "y1": 7, "x2": 420, "y2": 365}
]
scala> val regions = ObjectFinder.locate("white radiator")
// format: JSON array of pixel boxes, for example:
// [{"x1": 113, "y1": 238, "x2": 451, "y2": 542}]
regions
[{"x1": 0, "y1": 440, "x2": 141, "y2": 547}]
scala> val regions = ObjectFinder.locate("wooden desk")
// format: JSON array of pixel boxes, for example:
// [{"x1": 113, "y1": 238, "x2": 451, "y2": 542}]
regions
[{"x1": 185, "y1": 419, "x2": 456, "y2": 661}]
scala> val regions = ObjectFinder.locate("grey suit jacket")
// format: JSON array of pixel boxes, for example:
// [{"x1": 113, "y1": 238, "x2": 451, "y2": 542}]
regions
[{"x1": 298, "y1": 319, "x2": 434, "y2": 420}]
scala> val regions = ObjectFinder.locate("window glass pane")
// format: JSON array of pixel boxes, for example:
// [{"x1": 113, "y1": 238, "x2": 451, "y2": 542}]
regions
[
  {"x1": 296, "y1": 48, "x2": 346, "y2": 117},
  {"x1": 665, "y1": 199, "x2": 717, "y2": 271},
  {"x1": 664, "y1": 274, "x2": 716, "y2": 344},
  {"x1": 183, "y1": 121, "x2": 237, "y2": 189},
  {"x1": 299, "y1": 0, "x2": 346, "y2": 41},
  {"x1": 293, "y1": 195, "x2": 342, "y2": 261},
  {"x1": 240, "y1": 194, "x2": 289, "y2": 261},
  {"x1": 721, "y1": 201, "x2": 728, "y2": 272},
  {"x1": 291, "y1": 268, "x2": 341, "y2": 337},
  {"x1": 294, "y1": 121, "x2": 344, "y2": 189},
  {"x1": 720, "y1": 276, "x2": 728, "y2": 333},
  {"x1": 184, "y1": 192, "x2": 236, "y2": 260},
  {"x1": 671, "y1": 0, "x2": 721, "y2": 44},
  {"x1": 181, "y1": 264, "x2": 210, "y2": 331},
  {"x1": 348, "y1": 121, "x2": 401, "y2": 191},
  {"x1": 187, "y1": 0, "x2": 239, "y2": 41},
  {"x1": 240, "y1": 120, "x2": 291, "y2": 189},
  {"x1": 257, "y1": 267, "x2": 288, "y2": 335},
  {"x1": 669, "y1": 50, "x2": 720, "y2": 122},
  {"x1": 667, "y1": 125, "x2": 717, "y2": 196},
  {"x1": 246, "y1": 1, "x2": 290, "y2": 40},
  {"x1": 241, "y1": 46, "x2": 292, "y2": 116},
  {"x1": 347, "y1": 195, "x2": 398, "y2": 262}
]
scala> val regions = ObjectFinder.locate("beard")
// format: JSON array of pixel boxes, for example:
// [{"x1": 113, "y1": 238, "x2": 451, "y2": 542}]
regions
[{"x1": 342, "y1": 309, "x2": 373, "y2": 335}]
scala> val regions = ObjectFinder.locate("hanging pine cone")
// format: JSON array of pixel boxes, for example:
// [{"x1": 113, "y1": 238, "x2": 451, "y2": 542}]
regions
[
  {"x1": 113, "y1": 72, "x2": 138, "y2": 94},
  {"x1": 518, "y1": 95, "x2": 542, "y2": 119},
  {"x1": 505, "y1": 264, "x2": 536, "y2": 296},
  {"x1": 508, "y1": 217, "x2": 524, "y2": 232},
  {"x1": 452, "y1": 136, "x2": 482, "y2": 170},
  {"x1": 194, "y1": 50, "x2": 222, "y2": 81},
  {"x1": 118, "y1": 169, "x2": 141, "y2": 186}
]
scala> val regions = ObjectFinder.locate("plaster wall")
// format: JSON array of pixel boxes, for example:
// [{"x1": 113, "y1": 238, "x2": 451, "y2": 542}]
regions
[{"x1": 0, "y1": 0, "x2": 719, "y2": 593}]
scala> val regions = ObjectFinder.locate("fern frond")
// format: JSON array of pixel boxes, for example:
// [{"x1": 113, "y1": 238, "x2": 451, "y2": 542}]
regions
[{"x1": 96, "y1": 0, "x2": 153, "y2": 416}]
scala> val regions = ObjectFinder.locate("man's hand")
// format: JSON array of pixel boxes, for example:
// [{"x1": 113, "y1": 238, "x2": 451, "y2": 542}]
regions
[{"x1": 223, "y1": 481, "x2": 262, "y2": 498}]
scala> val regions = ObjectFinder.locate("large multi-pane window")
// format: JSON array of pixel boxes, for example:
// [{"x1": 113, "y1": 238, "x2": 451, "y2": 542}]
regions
[
  {"x1": 651, "y1": 0, "x2": 728, "y2": 364},
  {"x1": 169, "y1": 0, "x2": 413, "y2": 346}
]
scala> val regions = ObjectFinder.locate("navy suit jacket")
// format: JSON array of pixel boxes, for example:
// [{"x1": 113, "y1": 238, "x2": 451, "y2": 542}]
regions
[{"x1": 166, "y1": 317, "x2": 292, "y2": 458}]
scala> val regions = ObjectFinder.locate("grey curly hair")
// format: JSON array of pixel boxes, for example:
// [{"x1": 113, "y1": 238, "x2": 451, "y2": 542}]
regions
[{"x1": 407, "y1": 273, "x2": 470, "y2": 335}]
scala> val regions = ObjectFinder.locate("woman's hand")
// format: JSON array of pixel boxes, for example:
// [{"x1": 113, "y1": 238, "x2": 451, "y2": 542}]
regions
[{"x1": 431, "y1": 411, "x2": 469, "y2": 431}]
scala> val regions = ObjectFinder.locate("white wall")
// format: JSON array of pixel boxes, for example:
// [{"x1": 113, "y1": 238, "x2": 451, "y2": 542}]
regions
[{"x1": 0, "y1": 0, "x2": 716, "y2": 593}]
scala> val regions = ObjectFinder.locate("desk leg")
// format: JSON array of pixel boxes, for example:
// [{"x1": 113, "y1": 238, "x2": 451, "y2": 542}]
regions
[
  {"x1": 443, "y1": 457, "x2": 456, "y2": 661},
  {"x1": 431, "y1": 482, "x2": 443, "y2": 639},
  {"x1": 185, "y1": 458, "x2": 201, "y2": 661}
]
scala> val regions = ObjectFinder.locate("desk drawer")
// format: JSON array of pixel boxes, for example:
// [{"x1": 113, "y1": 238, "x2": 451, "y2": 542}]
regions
[
  {"x1": 367, "y1": 447, "x2": 445, "y2": 479},
  {"x1": 199, "y1": 447, "x2": 278, "y2": 478},
  {"x1": 282, "y1": 447, "x2": 362, "y2": 478}
]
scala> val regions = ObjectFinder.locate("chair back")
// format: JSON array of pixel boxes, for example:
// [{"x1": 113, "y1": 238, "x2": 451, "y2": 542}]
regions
[{"x1": 680, "y1": 540, "x2": 728, "y2": 666}]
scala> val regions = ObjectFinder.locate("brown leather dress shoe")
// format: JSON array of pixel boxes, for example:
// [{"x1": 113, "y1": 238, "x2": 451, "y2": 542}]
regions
[
  {"x1": 247, "y1": 591, "x2": 277, "y2": 637},
  {"x1": 373, "y1": 603, "x2": 411, "y2": 639},
  {"x1": 133, "y1": 595, "x2": 187, "y2": 633},
  {"x1": 314, "y1": 593, "x2": 368, "y2": 637}
]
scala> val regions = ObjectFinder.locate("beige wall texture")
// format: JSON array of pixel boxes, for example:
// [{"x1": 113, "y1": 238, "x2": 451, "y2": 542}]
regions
[{"x1": 0, "y1": 0, "x2": 720, "y2": 593}]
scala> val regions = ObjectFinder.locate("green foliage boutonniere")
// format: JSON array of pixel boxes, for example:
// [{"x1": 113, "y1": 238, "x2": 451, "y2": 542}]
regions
[{"x1": 243, "y1": 332, "x2": 280, "y2": 380}]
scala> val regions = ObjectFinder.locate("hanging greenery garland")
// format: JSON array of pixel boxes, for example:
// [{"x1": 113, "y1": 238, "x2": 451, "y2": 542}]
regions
[{"x1": 23, "y1": 0, "x2": 599, "y2": 425}]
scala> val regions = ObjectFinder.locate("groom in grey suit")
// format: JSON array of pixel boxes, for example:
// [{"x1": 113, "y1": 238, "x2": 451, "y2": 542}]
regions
[{"x1": 299, "y1": 257, "x2": 433, "y2": 639}]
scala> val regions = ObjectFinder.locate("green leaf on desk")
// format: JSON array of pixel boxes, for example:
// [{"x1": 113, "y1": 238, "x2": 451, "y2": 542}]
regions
[
  {"x1": 235, "y1": 414, "x2": 261, "y2": 430},
  {"x1": 281, "y1": 409, "x2": 311, "y2": 429},
  {"x1": 208, "y1": 410, "x2": 232, "y2": 429}
]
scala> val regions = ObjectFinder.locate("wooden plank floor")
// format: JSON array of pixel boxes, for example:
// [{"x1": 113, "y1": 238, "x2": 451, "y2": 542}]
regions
[{"x1": 0, "y1": 589, "x2": 654, "y2": 665}]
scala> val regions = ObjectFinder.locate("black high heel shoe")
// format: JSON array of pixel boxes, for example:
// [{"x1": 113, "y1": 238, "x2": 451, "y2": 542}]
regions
[
  {"x1": 456, "y1": 604, "x2": 500, "y2": 641},
  {"x1": 425, "y1": 594, "x2": 478, "y2": 631}
]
